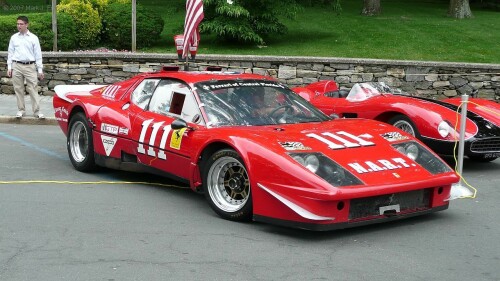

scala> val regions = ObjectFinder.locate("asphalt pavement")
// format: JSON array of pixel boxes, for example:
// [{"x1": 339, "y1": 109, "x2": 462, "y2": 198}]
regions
[{"x1": 0, "y1": 94, "x2": 57, "y2": 125}]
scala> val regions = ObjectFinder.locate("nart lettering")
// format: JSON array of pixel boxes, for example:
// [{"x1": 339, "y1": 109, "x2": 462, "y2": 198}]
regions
[{"x1": 348, "y1": 157, "x2": 416, "y2": 174}]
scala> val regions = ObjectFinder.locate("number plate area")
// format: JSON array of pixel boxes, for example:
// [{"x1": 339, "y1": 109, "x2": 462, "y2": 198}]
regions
[{"x1": 349, "y1": 189, "x2": 431, "y2": 221}]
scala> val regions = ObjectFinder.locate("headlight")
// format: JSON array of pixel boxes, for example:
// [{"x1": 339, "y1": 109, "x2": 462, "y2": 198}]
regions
[
  {"x1": 289, "y1": 152, "x2": 363, "y2": 187},
  {"x1": 438, "y1": 121, "x2": 452, "y2": 138},
  {"x1": 292, "y1": 154, "x2": 305, "y2": 166},
  {"x1": 395, "y1": 142, "x2": 419, "y2": 160},
  {"x1": 406, "y1": 143, "x2": 419, "y2": 160},
  {"x1": 392, "y1": 141, "x2": 452, "y2": 174},
  {"x1": 304, "y1": 154, "x2": 320, "y2": 173}
]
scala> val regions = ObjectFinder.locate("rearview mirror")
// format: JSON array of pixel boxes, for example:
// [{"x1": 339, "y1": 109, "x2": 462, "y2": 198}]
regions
[{"x1": 171, "y1": 118, "x2": 188, "y2": 130}]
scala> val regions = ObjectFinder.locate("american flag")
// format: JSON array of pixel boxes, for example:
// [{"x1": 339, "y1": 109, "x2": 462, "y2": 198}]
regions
[{"x1": 183, "y1": 0, "x2": 204, "y2": 58}]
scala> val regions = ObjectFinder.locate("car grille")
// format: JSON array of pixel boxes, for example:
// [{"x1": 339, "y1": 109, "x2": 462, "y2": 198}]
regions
[
  {"x1": 349, "y1": 189, "x2": 431, "y2": 222},
  {"x1": 470, "y1": 137, "x2": 500, "y2": 153}
]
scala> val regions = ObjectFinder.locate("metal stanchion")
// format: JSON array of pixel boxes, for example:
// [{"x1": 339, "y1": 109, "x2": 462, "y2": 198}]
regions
[{"x1": 449, "y1": 94, "x2": 474, "y2": 200}]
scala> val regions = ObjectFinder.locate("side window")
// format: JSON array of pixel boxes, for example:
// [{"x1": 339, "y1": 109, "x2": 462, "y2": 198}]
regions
[
  {"x1": 131, "y1": 79, "x2": 160, "y2": 109},
  {"x1": 147, "y1": 79, "x2": 203, "y2": 124},
  {"x1": 180, "y1": 91, "x2": 203, "y2": 124},
  {"x1": 149, "y1": 80, "x2": 176, "y2": 114}
]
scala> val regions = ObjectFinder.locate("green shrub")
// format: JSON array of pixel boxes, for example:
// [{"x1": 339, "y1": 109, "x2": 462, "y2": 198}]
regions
[
  {"x1": 0, "y1": 15, "x2": 17, "y2": 51},
  {"x1": 202, "y1": 0, "x2": 302, "y2": 45},
  {"x1": 108, "y1": 0, "x2": 131, "y2": 4},
  {"x1": 88, "y1": 0, "x2": 109, "y2": 16},
  {"x1": 29, "y1": 13, "x2": 78, "y2": 51},
  {"x1": 101, "y1": 3, "x2": 164, "y2": 49},
  {"x1": 0, "y1": 13, "x2": 77, "y2": 51},
  {"x1": 57, "y1": 0, "x2": 102, "y2": 49}
]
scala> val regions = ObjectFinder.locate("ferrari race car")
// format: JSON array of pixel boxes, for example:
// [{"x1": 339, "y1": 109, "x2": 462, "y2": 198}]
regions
[
  {"x1": 53, "y1": 67, "x2": 458, "y2": 231},
  {"x1": 294, "y1": 81, "x2": 500, "y2": 162}
]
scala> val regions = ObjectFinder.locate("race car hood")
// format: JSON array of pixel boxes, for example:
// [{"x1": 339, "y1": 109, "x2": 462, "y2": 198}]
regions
[
  {"x1": 415, "y1": 96, "x2": 500, "y2": 139},
  {"x1": 225, "y1": 118, "x2": 455, "y2": 187},
  {"x1": 442, "y1": 97, "x2": 500, "y2": 126}
]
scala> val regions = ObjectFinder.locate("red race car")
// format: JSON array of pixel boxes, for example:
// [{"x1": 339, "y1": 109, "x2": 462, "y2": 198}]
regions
[
  {"x1": 294, "y1": 81, "x2": 500, "y2": 162},
  {"x1": 53, "y1": 68, "x2": 458, "y2": 231}
]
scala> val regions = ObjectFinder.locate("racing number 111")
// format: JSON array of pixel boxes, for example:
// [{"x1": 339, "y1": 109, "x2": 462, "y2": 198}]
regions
[
  {"x1": 137, "y1": 119, "x2": 172, "y2": 159},
  {"x1": 307, "y1": 131, "x2": 375, "y2": 149}
]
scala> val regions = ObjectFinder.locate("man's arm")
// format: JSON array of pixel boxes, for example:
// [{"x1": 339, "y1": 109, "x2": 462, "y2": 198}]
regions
[
  {"x1": 32, "y1": 35, "x2": 44, "y2": 80},
  {"x1": 7, "y1": 35, "x2": 14, "y2": 78}
]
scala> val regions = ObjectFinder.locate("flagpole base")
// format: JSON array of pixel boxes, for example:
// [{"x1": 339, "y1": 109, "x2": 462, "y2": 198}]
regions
[{"x1": 447, "y1": 182, "x2": 474, "y2": 200}]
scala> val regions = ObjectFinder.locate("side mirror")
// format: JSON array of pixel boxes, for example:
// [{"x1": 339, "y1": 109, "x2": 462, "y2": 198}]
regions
[{"x1": 171, "y1": 118, "x2": 188, "y2": 130}]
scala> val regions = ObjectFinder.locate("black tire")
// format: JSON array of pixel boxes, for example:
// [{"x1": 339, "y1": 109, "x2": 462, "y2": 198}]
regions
[
  {"x1": 388, "y1": 114, "x2": 420, "y2": 138},
  {"x1": 67, "y1": 112, "x2": 97, "y2": 172},
  {"x1": 202, "y1": 149, "x2": 252, "y2": 221}
]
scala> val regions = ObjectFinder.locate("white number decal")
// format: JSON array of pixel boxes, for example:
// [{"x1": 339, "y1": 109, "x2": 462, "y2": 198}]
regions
[
  {"x1": 158, "y1": 126, "x2": 172, "y2": 160},
  {"x1": 137, "y1": 119, "x2": 172, "y2": 160},
  {"x1": 148, "y1": 121, "x2": 164, "y2": 156},
  {"x1": 307, "y1": 131, "x2": 375, "y2": 149},
  {"x1": 138, "y1": 119, "x2": 154, "y2": 154}
]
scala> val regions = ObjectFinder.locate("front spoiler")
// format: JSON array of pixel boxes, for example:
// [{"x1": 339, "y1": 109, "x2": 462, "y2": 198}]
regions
[{"x1": 253, "y1": 204, "x2": 448, "y2": 231}]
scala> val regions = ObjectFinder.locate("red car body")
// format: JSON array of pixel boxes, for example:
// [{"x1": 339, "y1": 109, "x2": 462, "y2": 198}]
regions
[
  {"x1": 294, "y1": 81, "x2": 500, "y2": 162},
  {"x1": 53, "y1": 68, "x2": 458, "y2": 231}
]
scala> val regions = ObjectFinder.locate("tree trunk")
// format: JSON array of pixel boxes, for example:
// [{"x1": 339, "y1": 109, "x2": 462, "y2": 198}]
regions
[
  {"x1": 361, "y1": 0, "x2": 381, "y2": 16},
  {"x1": 448, "y1": 0, "x2": 473, "y2": 19}
]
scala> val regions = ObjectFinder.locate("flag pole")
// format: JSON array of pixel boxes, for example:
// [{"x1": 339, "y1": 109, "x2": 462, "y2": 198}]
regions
[{"x1": 182, "y1": 0, "x2": 204, "y2": 72}]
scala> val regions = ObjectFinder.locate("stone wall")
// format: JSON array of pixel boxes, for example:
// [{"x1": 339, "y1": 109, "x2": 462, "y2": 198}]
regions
[{"x1": 1, "y1": 52, "x2": 499, "y2": 101}]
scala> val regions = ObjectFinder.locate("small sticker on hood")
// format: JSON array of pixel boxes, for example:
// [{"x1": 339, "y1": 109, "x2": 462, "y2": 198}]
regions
[
  {"x1": 279, "y1": 142, "x2": 311, "y2": 151},
  {"x1": 381, "y1": 132, "x2": 409, "y2": 142}
]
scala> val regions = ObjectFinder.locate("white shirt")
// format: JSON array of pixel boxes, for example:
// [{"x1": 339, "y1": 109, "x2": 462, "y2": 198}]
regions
[{"x1": 7, "y1": 30, "x2": 43, "y2": 74}]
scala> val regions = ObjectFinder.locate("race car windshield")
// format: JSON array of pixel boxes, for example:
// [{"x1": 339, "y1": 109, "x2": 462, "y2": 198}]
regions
[
  {"x1": 195, "y1": 80, "x2": 330, "y2": 127},
  {"x1": 346, "y1": 82, "x2": 403, "y2": 102}
]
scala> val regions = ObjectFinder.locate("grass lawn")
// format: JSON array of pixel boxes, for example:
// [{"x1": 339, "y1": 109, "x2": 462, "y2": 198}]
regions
[{"x1": 3, "y1": 0, "x2": 500, "y2": 63}]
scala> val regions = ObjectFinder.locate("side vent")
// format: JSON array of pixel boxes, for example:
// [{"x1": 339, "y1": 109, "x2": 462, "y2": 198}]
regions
[{"x1": 122, "y1": 151, "x2": 138, "y2": 163}]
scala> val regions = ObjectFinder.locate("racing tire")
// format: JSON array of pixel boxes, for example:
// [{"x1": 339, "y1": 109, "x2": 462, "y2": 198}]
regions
[
  {"x1": 388, "y1": 115, "x2": 420, "y2": 138},
  {"x1": 468, "y1": 155, "x2": 498, "y2": 163},
  {"x1": 67, "y1": 112, "x2": 97, "y2": 172},
  {"x1": 203, "y1": 149, "x2": 252, "y2": 221}
]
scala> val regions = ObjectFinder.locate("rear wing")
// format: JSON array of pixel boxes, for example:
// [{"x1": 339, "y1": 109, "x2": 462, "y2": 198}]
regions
[{"x1": 54, "y1": 85, "x2": 106, "y2": 103}]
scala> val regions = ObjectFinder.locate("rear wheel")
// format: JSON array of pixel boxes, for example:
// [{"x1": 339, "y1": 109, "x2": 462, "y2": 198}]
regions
[
  {"x1": 67, "y1": 112, "x2": 96, "y2": 172},
  {"x1": 203, "y1": 149, "x2": 252, "y2": 221},
  {"x1": 388, "y1": 115, "x2": 419, "y2": 137}
]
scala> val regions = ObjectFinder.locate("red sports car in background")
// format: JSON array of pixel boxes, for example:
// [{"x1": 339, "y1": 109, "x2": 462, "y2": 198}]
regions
[
  {"x1": 53, "y1": 68, "x2": 458, "y2": 231},
  {"x1": 294, "y1": 81, "x2": 500, "y2": 162}
]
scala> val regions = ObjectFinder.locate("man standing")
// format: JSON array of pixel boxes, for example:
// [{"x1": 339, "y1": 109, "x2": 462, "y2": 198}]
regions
[{"x1": 7, "y1": 15, "x2": 45, "y2": 119}]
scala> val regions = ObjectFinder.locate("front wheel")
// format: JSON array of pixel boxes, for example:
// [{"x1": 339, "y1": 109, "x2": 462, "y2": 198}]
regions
[
  {"x1": 67, "y1": 112, "x2": 96, "y2": 172},
  {"x1": 203, "y1": 149, "x2": 252, "y2": 221},
  {"x1": 388, "y1": 114, "x2": 420, "y2": 138}
]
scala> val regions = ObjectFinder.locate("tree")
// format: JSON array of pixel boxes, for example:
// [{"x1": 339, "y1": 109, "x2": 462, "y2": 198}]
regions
[
  {"x1": 201, "y1": 0, "x2": 302, "y2": 45},
  {"x1": 448, "y1": 0, "x2": 473, "y2": 18},
  {"x1": 361, "y1": 0, "x2": 381, "y2": 16}
]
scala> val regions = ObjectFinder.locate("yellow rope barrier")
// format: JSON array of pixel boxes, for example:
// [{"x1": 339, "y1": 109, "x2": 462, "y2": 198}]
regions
[
  {"x1": 450, "y1": 99, "x2": 500, "y2": 199},
  {"x1": 0, "y1": 180, "x2": 189, "y2": 189}
]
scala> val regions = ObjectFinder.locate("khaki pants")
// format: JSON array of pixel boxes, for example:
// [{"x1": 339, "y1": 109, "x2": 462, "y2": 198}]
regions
[{"x1": 12, "y1": 62, "x2": 40, "y2": 115}]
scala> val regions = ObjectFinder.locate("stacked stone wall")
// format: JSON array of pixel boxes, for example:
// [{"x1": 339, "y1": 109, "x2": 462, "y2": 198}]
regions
[{"x1": 1, "y1": 52, "x2": 499, "y2": 101}]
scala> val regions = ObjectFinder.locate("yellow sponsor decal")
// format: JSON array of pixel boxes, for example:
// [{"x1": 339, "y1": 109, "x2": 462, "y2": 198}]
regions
[{"x1": 170, "y1": 128, "x2": 187, "y2": 150}]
